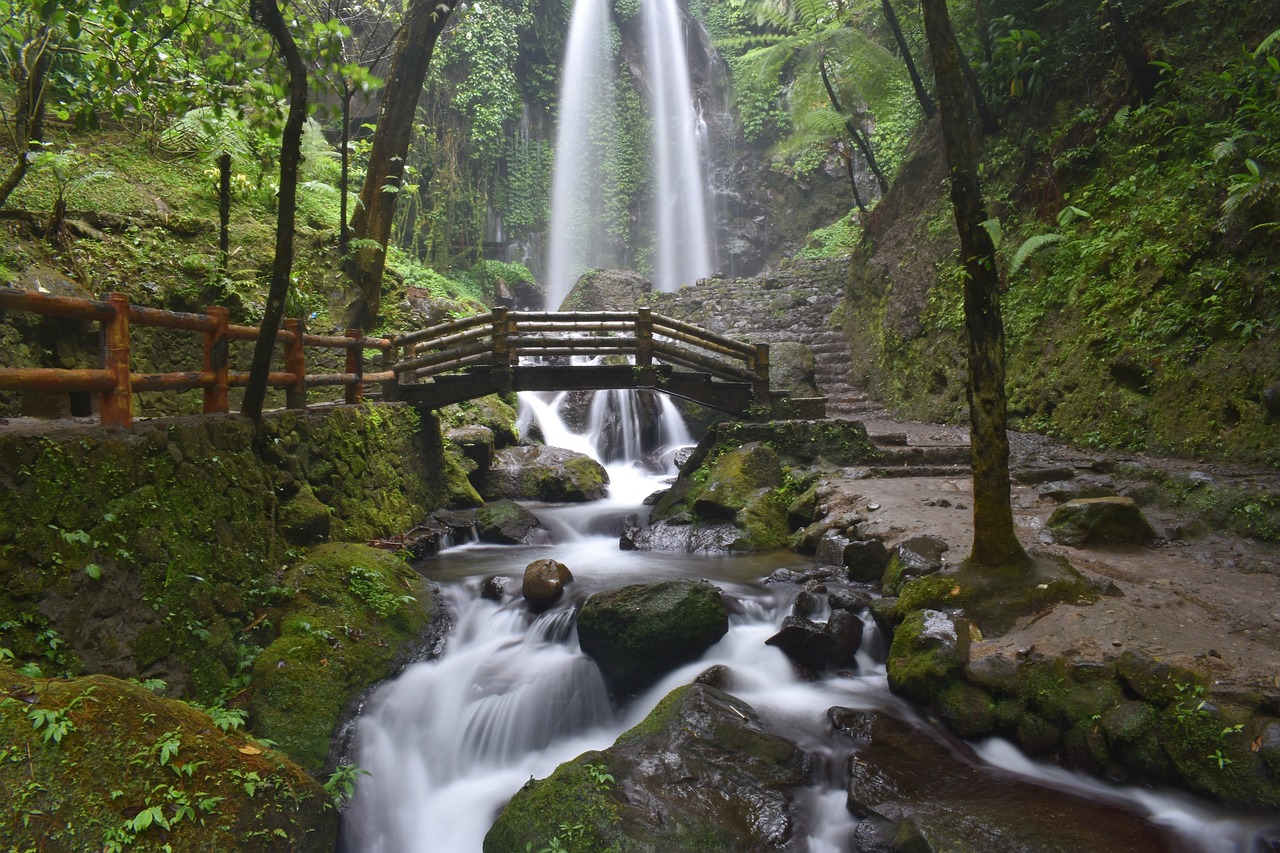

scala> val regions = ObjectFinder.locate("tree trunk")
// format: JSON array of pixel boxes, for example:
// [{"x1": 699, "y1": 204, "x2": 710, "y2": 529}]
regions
[
  {"x1": 1105, "y1": 1, "x2": 1160, "y2": 102},
  {"x1": 345, "y1": 0, "x2": 455, "y2": 330},
  {"x1": 0, "y1": 26, "x2": 55, "y2": 209},
  {"x1": 241, "y1": 0, "x2": 309, "y2": 423},
  {"x1": 218, "y1": 152, "x2": 232, "y2": 268},
  {"x1": 339, "y1": 85, "x2": 353, "y2": 257},
  {"x1": 819, "y1": 59, "x2": 890, "y2": 194},
  {"x1": 919, "y1": 0, "x2": 1028, "y2": 568},
  {"x1": 951, "y1": 29, "x2": 1000, "y2": 135},
  {"x1": 881, "y1": 0, "x2": 936, "y2": 118}
]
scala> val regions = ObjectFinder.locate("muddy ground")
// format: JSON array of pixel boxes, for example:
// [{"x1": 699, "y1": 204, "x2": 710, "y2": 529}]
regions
[{"x1": 820, "y1": 409, "x2": 1280, "y2": 706}]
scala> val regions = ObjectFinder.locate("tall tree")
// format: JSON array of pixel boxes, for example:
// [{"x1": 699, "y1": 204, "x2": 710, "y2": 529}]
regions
[
  {"x1": 880, "y1": 0, "x2": 934, "y2": 118},
  {"x1": 919, "y1": 0, "x2": 1028, "y2": 568},
  {"x1": 241, "y1": 0, "x2": 309, "y2": 422},
  {"x1": 344, "y1": 0, "x2": 456, "y2": 330}
]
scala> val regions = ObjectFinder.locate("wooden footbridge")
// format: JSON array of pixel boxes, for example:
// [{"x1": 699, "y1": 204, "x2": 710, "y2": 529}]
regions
[
  {"x1": 0, "y1": 290, "x2": 788, "y2": 425},
  {"x1": 386, "y1": 308, "x2": 771, "y2": 415}
]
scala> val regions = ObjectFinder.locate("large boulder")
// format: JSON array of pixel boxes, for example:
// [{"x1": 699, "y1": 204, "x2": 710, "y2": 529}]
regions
[
  {"x1": 522, "y1": 558, "x2": 573, "y2": 611},
  {"x1": 558, "y1": 268, "x2": 653, "y2": 311},
  {"x1": 841, "y1": 710, "x2": 1186, "y2": 852},
  {"x1": 577, "y1": 580, "x2": 729, "y2": 693},
  {"x1": 474, "y1": 499, "x2": 547, "y2": 545},
  {"x1": 642, "y1": 442, "x2": 790, "y2": 553},
  {"x1": 483, "y1": 446, "x2": 609, "y2": 503},
  {"x1": 1046, "y1": 496, "x2": 1157, "y2": 547},
  {"x1": 769, "y1": 341, "x2": 822, "y2": 398},
  {"x1": 483, "y1": 684, "x2": 811, "y2": 853},
  {"x1": 0, "y1": 663, "x2": 336, "y2": 852}
]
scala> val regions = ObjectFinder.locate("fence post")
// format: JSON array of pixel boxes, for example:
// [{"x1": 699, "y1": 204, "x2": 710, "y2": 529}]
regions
[
  {"x1": 203, "y1": 305, "x2": 230, "y2": 414},
  {"x1": 284, "y1": 318, "x2": 306, "y2": 410},
  {"x1": 636, "y1": 308, "x2": 653, "y2": 368},
  {"x1": 381, "y1": 339, "x2": 399, "y2": 402},
  {"x1": 345, "y1": 329, "x2": 364, "y2": 405},
  {"x1": 491, "y1": 307, "x2": 513, "y2": 367},
  {"x1": 100, "y1": 293, "x2": 133, "y2": 428},
  {"x1": 752, "y1": 343, "x2": 770, "y2": 410}
]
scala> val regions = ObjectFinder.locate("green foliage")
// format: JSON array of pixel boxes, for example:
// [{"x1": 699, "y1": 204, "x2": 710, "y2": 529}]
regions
[
  {"x1": 722, "y1": 0, "x2": 905, "y2": 183},
  {"x1": 798, "y1": 211, "x2": 862, "y2": 259},
  {"x1": 346, "y1": 564, "x2": 414, "y2": 619},
  {"x1": 979, "y1": 16, "x2": 1044, "y2": 99},
  {"x1": 501, "y1": 132, "x2": 553, "y2": 230},
  {"x1": 323, "y1": 763, "x2": 369, "y2": 806}
]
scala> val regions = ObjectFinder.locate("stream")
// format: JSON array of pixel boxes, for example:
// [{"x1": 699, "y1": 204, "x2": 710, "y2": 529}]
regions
[{"x1": 338, "y1": 396, "x2": 1276, "y2": 853}]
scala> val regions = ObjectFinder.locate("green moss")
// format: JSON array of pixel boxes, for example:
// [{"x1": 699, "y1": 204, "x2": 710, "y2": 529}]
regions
[
  {"x1": 0, "y1": 663, "x2": 335, "y2": 852},
  {"x1": 895, "y1": 554, "x2": 1092, "y2": 635},
  {"x1": 936, "y1": 681, "x2": 995, "y2": 738},
  {"x1": 483, "y1": 751, "x2": 622, "y2": 853},
  {"x1": 248, "y1": 543, "x2": 433, "y2": 773},
  {"x1": 886, "y1": 609, "x2": 967, "y2": 705}
]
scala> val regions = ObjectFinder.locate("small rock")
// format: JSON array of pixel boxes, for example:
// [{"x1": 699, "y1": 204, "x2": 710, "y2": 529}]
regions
[
  {"x1": 480, "y1": 575, "x2": 509, "y2": 601},
  {"x1": 522, "y1": 558, "x2": 573, "y2": 611}
]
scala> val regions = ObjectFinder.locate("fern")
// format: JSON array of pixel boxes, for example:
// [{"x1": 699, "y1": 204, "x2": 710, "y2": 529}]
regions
[
  {"x1": 1256, "y1": 27, "x2": 1280, "y2": 55},
  {"x1": 1009, "y1": 233, "x2": 1065, "y2": 277},
  {"x1": 159, "y1": 108, "x2": 255, "y2": 169}
]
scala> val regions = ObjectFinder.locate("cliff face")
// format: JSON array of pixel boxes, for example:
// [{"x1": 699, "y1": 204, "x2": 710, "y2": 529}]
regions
[{"x1": 838, "y1": 0, "x2": 1280, "y2": 468}]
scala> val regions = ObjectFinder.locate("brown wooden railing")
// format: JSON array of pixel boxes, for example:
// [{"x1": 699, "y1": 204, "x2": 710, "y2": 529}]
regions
[
  {"x1": 0, "y1": 294, "x2": 774, "y2": 426},
  {"x1": 0, "y1": 287, "x2": 393, "y2": 428},
  {"x1": 390, "y1": 307, "x2": 770, "y2": 399}
]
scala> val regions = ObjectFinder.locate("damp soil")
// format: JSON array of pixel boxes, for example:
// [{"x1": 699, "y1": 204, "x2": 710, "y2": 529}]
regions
[{"x1": 828, "y1": 409, "x2": 1280, "y2": 705}]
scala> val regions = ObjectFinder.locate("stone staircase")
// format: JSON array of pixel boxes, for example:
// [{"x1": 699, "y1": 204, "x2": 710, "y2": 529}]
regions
[
  {"x1": 648, "y1": 258, "x2": 972, "y2": 477},
  {"x1": 647, "y1": 258, "x2": 868, "y2": 418}
]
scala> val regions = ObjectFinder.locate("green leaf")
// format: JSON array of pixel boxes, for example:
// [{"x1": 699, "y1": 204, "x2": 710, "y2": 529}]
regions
[
  {"x1": 84, "y1": 564, "x2": 102, "y2": 580},
  {"x1": 979, "y1": 218, "x2": 1003, "y2": 250}
]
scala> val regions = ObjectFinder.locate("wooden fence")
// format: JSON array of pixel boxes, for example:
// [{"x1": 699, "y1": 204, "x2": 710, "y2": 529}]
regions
[
  {"x1": 0, "y1": 294, "x2": 773, "y2": 426},
  {"x1": 392, "y1": 307, "x2": 770, "y2": 399},
  {"x1": 0, "y1": 287, "x2": 393, "y2": 428}
]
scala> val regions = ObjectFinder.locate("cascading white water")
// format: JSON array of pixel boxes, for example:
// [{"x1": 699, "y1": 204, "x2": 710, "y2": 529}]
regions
[
  {"x1": 545, "y1": 0, "x2": 618, "y2": 311},
  {"x1": 546, "y1": 0, "x2": 714, "y2": 308},
  {"x1": 644, "y1": 0, "x2": 713, "y2": 293}
]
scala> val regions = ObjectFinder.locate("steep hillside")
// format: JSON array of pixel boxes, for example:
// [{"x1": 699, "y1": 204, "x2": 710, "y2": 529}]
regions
[{"x1": 841, "y1": 0, "x2": 1280, "y2": 468}]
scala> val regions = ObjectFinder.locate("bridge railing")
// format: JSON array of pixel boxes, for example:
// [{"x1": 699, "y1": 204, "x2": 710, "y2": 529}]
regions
[
  {"x1": 0, "y1": 287, "x2": 393, "y2": 428},
  {"x1": 390, "y1": 307, "x2": 769, "y2": 398}
]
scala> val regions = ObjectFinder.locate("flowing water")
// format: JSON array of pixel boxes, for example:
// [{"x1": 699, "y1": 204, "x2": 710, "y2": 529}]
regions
[
  {"x1": 545, "y1": 0, "x2": 619, "y2": 311},
  {"x1": 643, "y1": 0, "x2": 713, "y2": 293},
  {"x1": 338, "y1": 393, "x2": 1276, "y2": 853},
  {"x1": 545, "y1": 0, "x2": 713, "y2": 309}
]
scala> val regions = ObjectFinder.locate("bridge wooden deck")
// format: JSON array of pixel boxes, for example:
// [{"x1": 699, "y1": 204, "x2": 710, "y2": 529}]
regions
[{"x1": 384, "y1": 308, "x2": 772, "y2": 415}]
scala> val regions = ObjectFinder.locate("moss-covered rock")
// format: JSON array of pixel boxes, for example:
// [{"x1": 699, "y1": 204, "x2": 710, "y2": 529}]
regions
[
  {"x1": 0, "y1": 663, "x2": 335, "y2": 851},
  {"x1": 577, "y1": 580, "x2": 729, "y2": 694},
  {"x1": 484, "y1": 684, "x2": 810, "y2": 853},
  {"x1": 1046, "y1": 496, "x2": 1157, "y2": 547},
  {"x1": 691, "y1": 442, "x2": 784, "y2": 519},
  {"x1": 277, "y1": 484, "x2": 332, "y2": 545},
  {"x1": 894, "y1": 553, "x2": 1093, "y2": 635},
  {"x1": 247, "y1": 543, "x2": 434, "y2": 774},
  {"x1": 474, "y1": 498, "x2": 547, "y2": 544},
  {"x1": 886, "y1": 609, "x2": 969, "y2": 705},
  {"x1": 483, "y1": 445, "x2": 609, "y2": 502}
]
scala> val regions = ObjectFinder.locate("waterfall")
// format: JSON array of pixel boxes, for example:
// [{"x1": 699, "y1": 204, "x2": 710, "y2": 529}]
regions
[
  {"x1": 545, "y1": 0, "x2": 618, "y2": 311},
  {"x1": 644, "y1": 0, "x2": 713, "y2": 293},
  {"x1": 546, "y1": 0, "x2": 713, "y2": 309}
]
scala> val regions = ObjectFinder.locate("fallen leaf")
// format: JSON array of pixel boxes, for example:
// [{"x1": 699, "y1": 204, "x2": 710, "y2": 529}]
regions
[{"x1": 238, "y1": 744, "x2": 263, "y2": 756}]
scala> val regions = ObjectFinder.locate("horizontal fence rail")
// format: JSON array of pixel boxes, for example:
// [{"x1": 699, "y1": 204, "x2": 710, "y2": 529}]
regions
[
  {"x1": 0, "y1": 287, "x2": 393, "y2": 427},
  {"x1": 0, "y1": 296, "x2": 771, "y2": 427},
  {"x1": 390, "y1": 307, "x2": 769, "y2": 400}
]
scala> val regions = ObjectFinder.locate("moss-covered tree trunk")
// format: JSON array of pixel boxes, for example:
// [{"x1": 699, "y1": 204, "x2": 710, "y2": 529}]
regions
[
  {"x1": 242, "y1": 0, "x2": 308, "y2": 422},
  {"x1": 344, "y1": 0, "x2": 455, "y2": 330},
  {"x1": 920, "y1": 0, "x2": 1028, "y2": 568}
]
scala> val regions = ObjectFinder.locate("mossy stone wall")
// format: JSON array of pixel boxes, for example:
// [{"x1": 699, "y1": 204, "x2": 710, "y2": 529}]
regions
[{"x1": 0, "y1": 403, "x2": 470, "y2": 702}]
